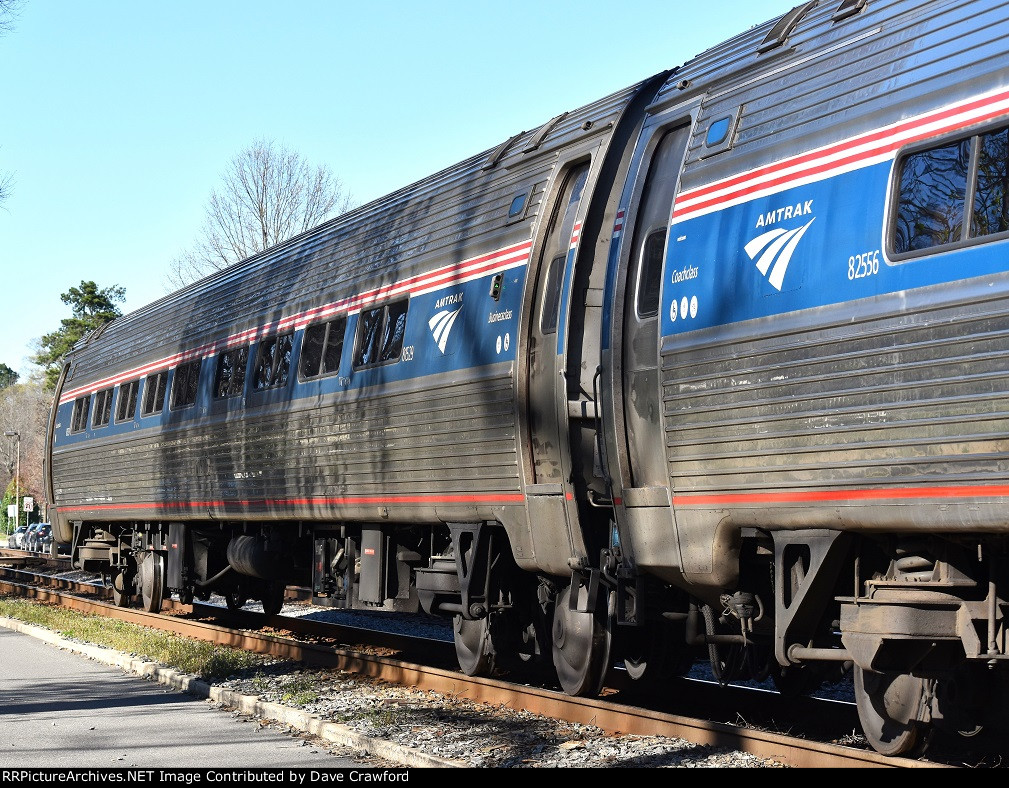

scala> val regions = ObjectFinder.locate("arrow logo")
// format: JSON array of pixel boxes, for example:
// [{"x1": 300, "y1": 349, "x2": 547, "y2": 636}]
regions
[
  {"x1": 744, "y1": 218, "x2": 815, "y2": 291},
  {"x1": 429, "y1": 307, "x2": 462, "y2": 354}
]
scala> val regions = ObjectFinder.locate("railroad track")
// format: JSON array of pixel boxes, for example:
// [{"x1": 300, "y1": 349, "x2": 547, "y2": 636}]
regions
[
  {"x1": 0, "y1": 548, "x2": 314, "y2": 602},
  {"x1": 0, "y1": 560, "x2": 958, "y2": 769}
]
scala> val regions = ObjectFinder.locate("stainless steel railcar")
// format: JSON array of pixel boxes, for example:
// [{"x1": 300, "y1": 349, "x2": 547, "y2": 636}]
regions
[{"x1": 46, "y1": 0, "x2": 1009, "y2": 756}]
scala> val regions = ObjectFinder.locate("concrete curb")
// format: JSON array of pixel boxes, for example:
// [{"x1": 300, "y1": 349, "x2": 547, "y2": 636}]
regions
[{"x1": 0, "y1": 616, "x2": 470, "y2": 769}]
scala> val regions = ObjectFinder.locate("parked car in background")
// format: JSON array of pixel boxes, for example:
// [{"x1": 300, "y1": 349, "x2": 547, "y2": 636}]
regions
[
  {"x1": 23, "y1": 523, "x2": 42, "y2": 552},
  {"x1": 36, "y1": 524, "x2": 53, "y2": 555},
  {"x1": 7, "y1": 524, "x2": 28, "y2": 549}
]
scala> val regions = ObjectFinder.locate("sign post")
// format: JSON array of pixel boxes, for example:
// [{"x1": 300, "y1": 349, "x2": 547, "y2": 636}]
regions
[{"x1": 3, "y1": 431, "x2": 18, "y2": 534}]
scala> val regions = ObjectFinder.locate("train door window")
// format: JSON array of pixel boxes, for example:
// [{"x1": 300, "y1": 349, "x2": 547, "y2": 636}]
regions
[
  {"x1": 170, "y1": 359, "x2": 203, "y2": 409},
  {"x1": 621, "y1": 123, "x2": 691, "y2": 489},
  {"x1": 91, "y1": 387, "x2": 113, "y2": 428},
  {"x1": 252, "y1": 332, "x2": 294, "y2": 391},
  {"x1": 636, "y1": 229, "x2": 667, "y2": 318},
  {"x1": 141, "y1": 371, "x2": 168, "y2": 416},
  {"x1": 539, "y1": 255, "x2": 566, "y2": 334},
  {"x1": 353, "y1": 299, "x2": 409, "y2": 368},
  {"x1": 536, "y1": 164, "x2": 589, "y2": 336},
  {"x1": 300, "y1": 317, "x2": 347, "y2": 379},
  {"x1": 214, "y1": 345, "x2": 249, "y2": 398},
  {"x1": 115, "y1": 379, "x2": 139, "y2": 422},
  {"x1": 70, "y1": 395, "x2": 91, "y2": 433},
  {"x1": 627, "y1": 126, "x2": 689, "y2": 323}
]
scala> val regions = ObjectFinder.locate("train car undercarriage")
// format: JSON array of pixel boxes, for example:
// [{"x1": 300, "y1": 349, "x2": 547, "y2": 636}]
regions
[{"x1": 70, "y1": 517, "x2": 1009, "y2": 757}]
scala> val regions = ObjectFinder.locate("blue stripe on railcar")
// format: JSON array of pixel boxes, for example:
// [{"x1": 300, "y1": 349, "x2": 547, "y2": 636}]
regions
[
  {"x1": 53, "y1": 266, "x2": 527, "y2": 449},
  {"x1": 661, "y1": 163, "x2": 1009, "y2": 341}
]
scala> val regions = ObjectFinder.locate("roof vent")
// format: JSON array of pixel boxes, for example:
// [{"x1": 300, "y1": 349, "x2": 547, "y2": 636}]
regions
[
  {"x1": 832, "y1": 0, "x2": 867, "y2": 21},
  {"x1": 523, "y1": 112, "x2": 568, "y2": 154},
  {"x1": 757, "y1": 1, "x2": 818, "y2": 53},
  {"x1": 482, "y1": 132, "x2": 524, "y2": 171}
]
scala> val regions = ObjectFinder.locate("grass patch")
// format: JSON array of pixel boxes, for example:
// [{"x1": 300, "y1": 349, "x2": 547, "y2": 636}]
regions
[
  {"x1": 280, "y1": 674, "x2": 320, "y2": 705},
  {"x1": 0, "y1": 595, "x2": 264, "y2": 681}
]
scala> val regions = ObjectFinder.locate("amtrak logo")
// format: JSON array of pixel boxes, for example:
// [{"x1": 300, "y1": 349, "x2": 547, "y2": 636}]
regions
[
  {"x1": 429, "y1": 307, "x2": 462, "y2": 354},
  {"x1": 744, "y1": 218, "x2": 814, "y2": 291}
]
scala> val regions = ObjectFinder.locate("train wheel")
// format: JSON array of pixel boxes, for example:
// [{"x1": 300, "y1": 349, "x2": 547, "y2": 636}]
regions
[
  {"x1": 551, "y1": 583, "x2": 611, "y2": 696},
  {"x1": 225, "y1": 590, "x2": 246, "y2": 610},
  {"x1": 932, "y1": 665, "x2": 987, "y2": 740},
  {"x1": 453, "y1": 615, "x2": 495, "y2": 676},
  {"x1": 772, "y1": 663, "x2": 835, "y2": 698},
  {"x1": 110, "y1": 570, "x2": 132, "y2": 608},
  {"x1": 621, "y1": 624, "x2": 693, "y2": 681},
  {"x1": 854, "y1": 665, "x2": 932, "y2": 757},
  {"x1": 139, "y1": 552, "x2": 165, "y2": 613},
  {"x1": 261, "y1": 579, "x2": 285, "y2": 616}
]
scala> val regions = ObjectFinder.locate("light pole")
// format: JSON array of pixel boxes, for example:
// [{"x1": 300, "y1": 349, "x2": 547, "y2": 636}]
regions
[{"x1": 4, "y1": 431, "x2": 18, "y2": 534}]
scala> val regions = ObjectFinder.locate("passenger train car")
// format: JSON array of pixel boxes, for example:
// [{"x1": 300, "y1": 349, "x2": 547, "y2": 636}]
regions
[{"x1": 45, "y1": 0, "x2": 1009, "y2": 756}]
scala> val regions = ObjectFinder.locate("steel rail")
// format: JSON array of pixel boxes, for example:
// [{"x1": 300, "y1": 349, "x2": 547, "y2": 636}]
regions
[
  {"x1": 0, "y1": 565, "x2": 456, "y2": 658},
  {"x1": 0, "y1": 576, "x2": 949, "y2": 769},
  {"x1": 0, "y1": 549, "x2": 311, "y2": 602}
]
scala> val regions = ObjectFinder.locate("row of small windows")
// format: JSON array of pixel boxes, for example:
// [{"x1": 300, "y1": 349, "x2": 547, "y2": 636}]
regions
[{"x1": 69, "y1": 301, "x2": 407, "y2": 434}]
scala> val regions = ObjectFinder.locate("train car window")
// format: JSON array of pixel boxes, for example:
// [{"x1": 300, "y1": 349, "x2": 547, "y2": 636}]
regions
[
  {"x1": 971, "y1": 127, "x2": 1009, "y2": 240},
  {"x1": 706, "y1": 118, "x2": 731, "y2": 147},
  {"x1": 170, "y1": 359, "x2": 203, "y2": 409},
  {"x1": 539, "y1": 255, "x2": 565, "y2": 334},
  {"x1": 141, "y1": 371, "x2": 168, "y2": 416},
  {"x1": 214, "y1": 345, "x2": 249, "y2": 398},
  {"x1": 355, "y1": 307, "x2": 384, "y2": 367},
  {"x1": 892, "y1": 124, "x2": 1009, "y2": 257},
  {"x1": 115, "y1": 380, "x2": 139, "y2": 422},
  {"x1": 300, "y1": 317, "x2": 347, "y2": 379},
  {"x1": 508, "y1": 193, "x2": 527, "y2": 218},
  {"x1": 894, "y1": 139, "x2": 969, "y2": 252},
  {"x1": 252, "y1": 332, "x2": 294, "y2": 391},
  {"x1": 636, "y1": 229, "x2": 667, "y2": 318},
  {"x1": 379, "y1": 301, "x2": 408, "y2": 362},
  {"x1": 91, "y1": 388, "x2": 113, "y2": 428},
  {"x1": 354, "y1": 300, "x2": 409, "y2": 368},
  {"x1": 702, "y1": 108, "x2": 740, "y2": 157},
  {"x1": 70, "y1": 395, "x2": 91, "y2": 433}
]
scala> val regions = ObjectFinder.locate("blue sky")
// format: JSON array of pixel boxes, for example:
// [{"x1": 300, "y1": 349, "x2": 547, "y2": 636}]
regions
[{"x1": 0, "y1": 1, "x2": 797, "y2": 379}]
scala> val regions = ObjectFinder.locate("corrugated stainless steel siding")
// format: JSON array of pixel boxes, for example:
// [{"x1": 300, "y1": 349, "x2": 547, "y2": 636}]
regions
[
  {"x1": 653, "y1": 0, "x2": 1009, "y2": 189},
  {"x1": 53, "y1": 78, "x2": 647, "y2": 529},
  {"x1": 648, "y1": 0, "x2": 1009, "y2": 520},
  {"x1": 53, "y1": 375, "x2": 519, "y2": 517},
  {"x1": 661, "y1": 281, "x2": 1009, "y2": 498}
]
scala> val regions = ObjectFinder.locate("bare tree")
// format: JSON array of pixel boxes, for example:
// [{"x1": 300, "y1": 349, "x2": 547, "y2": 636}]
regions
[
  {"x1": 0, "y1": 0, "x2": 21, "y2": 33},
  {"x1": 1, "y1": 380, "x2": 51, "y2": 524},
  {"x1": 165, "y1": 138, "x2": 353, "y2": 289},
  {"x1": 0, "y1": 1, "x2": 24, "y2": 206},
  {"x1": 0, "y1": 170, "x2": 12, "y2": 206}
]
